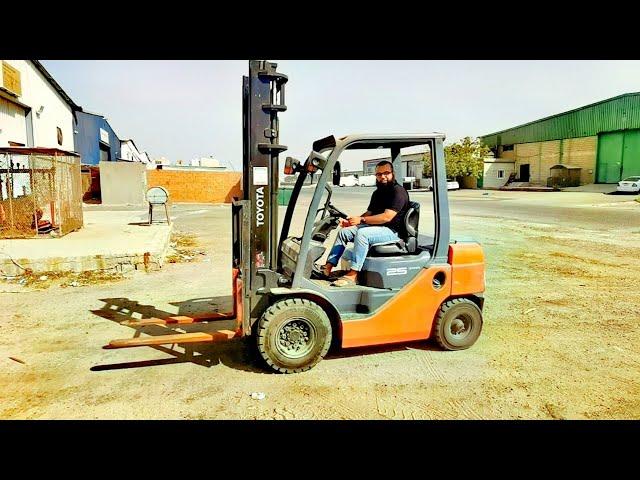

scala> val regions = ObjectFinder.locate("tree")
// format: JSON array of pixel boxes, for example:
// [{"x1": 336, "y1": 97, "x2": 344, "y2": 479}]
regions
[{"x1": 423, "y1": 136, "x2": 490, "y2": 179}]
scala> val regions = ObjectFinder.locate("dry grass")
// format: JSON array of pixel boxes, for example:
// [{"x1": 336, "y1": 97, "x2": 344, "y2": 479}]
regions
[
  {"x1": 171, "y1": 231, "x2": 198, "y2": 248},
  {"x1": 166, "y1": 230, "x2": 206, "y2": 264},
  {"x1": 9, "y1": 269, "x2": 125, "y2": 290}
]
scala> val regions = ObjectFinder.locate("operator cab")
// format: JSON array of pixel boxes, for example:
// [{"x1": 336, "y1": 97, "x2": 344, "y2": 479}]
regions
[{"x1": 278, "y1": 134, "x2": 448, "y2": 312}]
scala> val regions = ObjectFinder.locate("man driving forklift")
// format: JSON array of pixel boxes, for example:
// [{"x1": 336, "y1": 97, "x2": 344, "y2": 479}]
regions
[
  {"x1": 106, "y1": 61, "x2": 486, "y2": 374},
  {"x1": 322, "y1": 160, "x2": 410, "y2": 286}
]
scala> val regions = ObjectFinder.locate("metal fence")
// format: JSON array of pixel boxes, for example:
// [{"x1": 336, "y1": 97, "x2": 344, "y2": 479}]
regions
[{"x1": 0, "y1": 148, "x2": 83, "y2": 238}]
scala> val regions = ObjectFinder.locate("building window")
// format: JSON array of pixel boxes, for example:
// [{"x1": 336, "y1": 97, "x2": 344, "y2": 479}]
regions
[
  {"x1": 497, "y1": 169, "x2": 505, "y2": 179},
  {"x1": 57, "y1": 127, "x2": 63, "y2": 146},
  {"x1": 502, "y1": 145, "x2": 514, "y2": 151}
]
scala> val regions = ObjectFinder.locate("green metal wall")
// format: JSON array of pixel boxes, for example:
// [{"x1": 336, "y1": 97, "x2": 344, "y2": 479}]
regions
[
  {"x1": 596, "y1": 129, "x2": 640, "y2": 183},
  {"x1": 481, "y1": 93, "x2": 640, "y2": 148}
]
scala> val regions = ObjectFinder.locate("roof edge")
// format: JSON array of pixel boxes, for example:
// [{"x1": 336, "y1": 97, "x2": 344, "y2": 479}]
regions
[
  {"x1": 480, "y1": 92, "x2": 640, "y2": 140},
  {"x1": 30, "y1": 60, "x2": 82, "y2": 112}
]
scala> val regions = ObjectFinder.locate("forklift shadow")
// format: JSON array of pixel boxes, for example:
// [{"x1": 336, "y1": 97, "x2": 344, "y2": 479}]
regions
[
  {"x1": 89, "y1": 297, "x2": 265, "y2": 374},
  {"x1": 326, "y1": 339, "x2": 442, "y2": 361}
]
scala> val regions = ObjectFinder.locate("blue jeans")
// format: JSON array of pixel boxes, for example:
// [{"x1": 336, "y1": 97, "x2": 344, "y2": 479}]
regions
[{"x1": 326, "y1": 225, "x2": 400, "y2": 272}]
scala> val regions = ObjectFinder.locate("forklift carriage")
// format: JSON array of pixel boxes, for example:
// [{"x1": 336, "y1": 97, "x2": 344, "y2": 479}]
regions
[{"x1": 107, "y1": 60, "x2": 486, "y2": 373}]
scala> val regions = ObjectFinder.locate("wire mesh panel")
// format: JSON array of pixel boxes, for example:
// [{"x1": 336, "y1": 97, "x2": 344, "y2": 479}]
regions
[{"x1": 0, "y1": 149, "x2": 83, "y2": 238}]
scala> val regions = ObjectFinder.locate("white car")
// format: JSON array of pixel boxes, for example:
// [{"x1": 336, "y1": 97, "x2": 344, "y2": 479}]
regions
[
  {"x1": 338, "y1": 175, "x2": 359, "y2": 187},
  {"x1": 424, "y1": 178, "x2": 460, "y2": 191},
  {"x1": 617, "y1": 176, "x2": 640, "y2": 193}
]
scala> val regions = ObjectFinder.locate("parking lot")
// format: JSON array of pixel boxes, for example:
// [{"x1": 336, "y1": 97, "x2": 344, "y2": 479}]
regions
[{"x1": 2, "y1": 188, "x2": 639, "y2": 419}]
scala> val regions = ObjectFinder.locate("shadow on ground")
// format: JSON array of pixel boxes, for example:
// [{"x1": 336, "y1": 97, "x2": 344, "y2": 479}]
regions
[
  {"x1": 326, "y1": 339, "x2": 441, "y2": 360},
  {"x1": 90, "y1": 296, "x2": 263, "y2": 374},
  {"x1": 90, "y1": 296, "x2": 441, "y2": 373}
]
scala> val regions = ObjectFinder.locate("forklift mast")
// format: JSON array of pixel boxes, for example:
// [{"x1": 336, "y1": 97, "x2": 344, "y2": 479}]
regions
[{"x1": 232, "y1": 60, "x2": 288, "y2": 325}]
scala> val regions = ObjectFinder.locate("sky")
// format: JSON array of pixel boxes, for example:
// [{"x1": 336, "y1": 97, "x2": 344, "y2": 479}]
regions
[{"x1": 42, "y1": 60, "x2": 640, "y2": 172}]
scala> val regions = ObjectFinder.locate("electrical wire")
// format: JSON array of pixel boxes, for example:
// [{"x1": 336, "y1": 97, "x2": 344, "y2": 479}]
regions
[{"x1": 0, "y1": 251, "x2": 29, "y2": 278}]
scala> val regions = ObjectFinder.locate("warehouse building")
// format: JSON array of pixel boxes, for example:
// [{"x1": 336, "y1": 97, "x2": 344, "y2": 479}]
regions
[
  {"x1": 363, "y1": 152, "x2": 425, "y2": 178},
  {"x1": 73, "y1": 111, "x2": 121, "y2": 165},
  {"x1": 480, "y1": 93, "x2": 640, "y2": 185},
  {"x1": 1, "y1": 60, "x2": 80, "y2": 151}
]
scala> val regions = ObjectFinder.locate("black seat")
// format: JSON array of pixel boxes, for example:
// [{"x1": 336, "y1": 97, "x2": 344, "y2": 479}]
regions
[{"x1": 368, "y1": 201, "x2": 420, "y2": 256}]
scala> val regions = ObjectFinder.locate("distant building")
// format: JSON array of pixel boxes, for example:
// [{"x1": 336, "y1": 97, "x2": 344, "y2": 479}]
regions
[
  {"x1": 189, "y1": 157, "x2": 223, "y2": 168},
  {"x1": 159, "y1": 155, "x2": 227, "y2": 171},
  {"x1": 363, "y1": 152, "x2": 425, "y2": 179},
  {"x1": 480, "y1": 93, "x2": 640, "y2": 185},
  {"x1": 120, "y1": 139, "x2": 149, "y2": 164},
  {"x1": 159, "y1": 164, "x2": 227, "y2": 172},
  {"x1": 120, "y1": 139, "x2": 140, "y2": 162},
  {"x1": 73, "y1": 111, "x2": 121, "y2": 165},
  {"x1": 0, "y1": 60, "x2": 80, "y2": 151},
  {"x1": 481, "y1": 153, "x2": 515, "y2": 189}
]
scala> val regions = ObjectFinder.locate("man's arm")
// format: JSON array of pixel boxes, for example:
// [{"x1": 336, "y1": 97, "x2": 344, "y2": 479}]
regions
[
  {"x1": 346, "y1": 210, "x2": 396, "y2": 226},
  {"x1": 358, "y1": 209, "x2": 397, "y2": 225}
]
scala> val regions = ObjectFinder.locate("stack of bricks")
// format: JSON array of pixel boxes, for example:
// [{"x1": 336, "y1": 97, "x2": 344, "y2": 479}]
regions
[{"x1": 147, "y1": 170, "x2": 242, "y2": 203}]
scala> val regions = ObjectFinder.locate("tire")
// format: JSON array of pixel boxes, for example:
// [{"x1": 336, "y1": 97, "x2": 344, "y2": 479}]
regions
[
  {"x1": 256, "y1": 298, "x2": 332, "y2": 373},
  {"x1": 433, "y1": 298, "x2": 483, "y2": 351}
]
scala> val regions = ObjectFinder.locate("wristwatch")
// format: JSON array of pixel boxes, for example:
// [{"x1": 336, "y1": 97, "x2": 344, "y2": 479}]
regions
[{"x1": 361, "y1": 216, "x2": 366, "y2": 224}]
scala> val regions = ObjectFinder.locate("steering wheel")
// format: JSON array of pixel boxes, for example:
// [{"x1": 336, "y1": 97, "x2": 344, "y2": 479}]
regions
[{"x1": 327, "y1": 203, "x2": 348, "y2": 219}]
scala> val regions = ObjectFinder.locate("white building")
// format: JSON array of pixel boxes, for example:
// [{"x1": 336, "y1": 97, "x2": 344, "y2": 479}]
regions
[
  {"x1": 0, "y1": 60, "x2": 79, "y2": 151},
  {"x1": 362, "y1": 152, "x2": 425, "y2": 179},
  {"x1": 191, "y1": 157, "x2": 223, "y2": 168},
  {"x1": 120, "y1": 138, "x2": 145, "y2": 163},
  {"x1": 482, "y1": 156, "x2": 515, "y2": 189}
]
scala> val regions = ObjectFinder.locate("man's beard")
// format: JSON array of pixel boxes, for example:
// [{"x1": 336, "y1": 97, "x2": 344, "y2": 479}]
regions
[{"x1": 376, "y1": 177, "x2": 395, "y2": 190}]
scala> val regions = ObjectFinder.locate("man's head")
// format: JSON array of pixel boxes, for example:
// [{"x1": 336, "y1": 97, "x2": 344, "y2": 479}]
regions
[{"x1": 375, "y1": 160, "x2": 395, "y2": 189}]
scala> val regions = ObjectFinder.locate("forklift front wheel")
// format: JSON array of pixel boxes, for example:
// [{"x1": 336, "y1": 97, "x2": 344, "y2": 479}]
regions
[
  {"x1": 434, "y1": 298, "x2": 483, "y2": 351},
  {"x1": 256, "y1": 298, "x2": 332, "y2": 374}
]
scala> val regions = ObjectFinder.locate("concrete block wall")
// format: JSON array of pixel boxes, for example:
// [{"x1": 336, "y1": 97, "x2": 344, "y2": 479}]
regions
[
  {"x1": 563, "y1": 136, "x2": 597, "y2": 185},
  {"x1": 511, "y1": 136, "x2": 597, "y2": 185},
  {"x1": 147, "y1": 170, "x2": 242, "y2": 203}
]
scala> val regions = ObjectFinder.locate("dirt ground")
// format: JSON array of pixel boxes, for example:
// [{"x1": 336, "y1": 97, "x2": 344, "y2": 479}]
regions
[{"x1": 1, "y1": 196, "x2": 639, "y2": 419}]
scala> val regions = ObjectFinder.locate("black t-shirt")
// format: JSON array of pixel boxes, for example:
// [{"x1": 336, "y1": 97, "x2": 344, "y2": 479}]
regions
[{"x1": 366, "y1": 181, "x2": 410, "y2": 234}]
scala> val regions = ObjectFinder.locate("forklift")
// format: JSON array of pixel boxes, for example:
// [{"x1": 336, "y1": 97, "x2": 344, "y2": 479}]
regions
[{"x1": 106, "y1": 60, "x2": 486, "y2": 373}]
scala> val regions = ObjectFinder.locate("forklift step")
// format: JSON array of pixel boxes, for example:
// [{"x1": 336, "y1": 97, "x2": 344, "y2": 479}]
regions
[
  {"x1": 105, "y1": 330, "x2": 237, "y2": 349},
  {"x1": 119, "y1": 313, "x2": 235, "y2": 327}
]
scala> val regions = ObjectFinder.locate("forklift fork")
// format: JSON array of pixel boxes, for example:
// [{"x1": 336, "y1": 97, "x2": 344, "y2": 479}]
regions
[{"x1": 104, "y1": 269, "x2": 244, "y2": 350}]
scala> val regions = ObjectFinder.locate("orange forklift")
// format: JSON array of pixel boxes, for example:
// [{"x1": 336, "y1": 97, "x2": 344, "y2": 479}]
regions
[{"x1": 106, "y1": 60, "x2": 486, "y2": 373}]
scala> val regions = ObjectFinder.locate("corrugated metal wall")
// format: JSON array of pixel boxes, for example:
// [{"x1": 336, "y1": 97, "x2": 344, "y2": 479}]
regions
[
  {"x1": 0, "y1": 96, "x2": 27, "y2": 146},
  {"x1": 481, "y1": 93, "x2": 640, "y2": 147},
  {"x1": 73, "y1": 111, "x2": 121, "y2": 165}
]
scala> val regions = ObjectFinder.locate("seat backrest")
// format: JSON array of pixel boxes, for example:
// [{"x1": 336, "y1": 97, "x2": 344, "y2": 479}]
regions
[{"x1": 404, "y1": 201, "x2": 419, "y2": 253}]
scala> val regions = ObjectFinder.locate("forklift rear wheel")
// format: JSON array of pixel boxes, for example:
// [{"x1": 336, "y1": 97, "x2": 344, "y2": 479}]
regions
[
  {"x1": 434, "y1": 298, "x2": 483, "y2": 351},
  {"x1": 256, "y1": 298, "x2": 332, "y2": 374}
]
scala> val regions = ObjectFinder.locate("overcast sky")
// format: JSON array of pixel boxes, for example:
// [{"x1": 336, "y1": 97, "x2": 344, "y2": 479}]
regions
[{"x1": 41, "y1": 60, "x2": 640, "y2": 171}]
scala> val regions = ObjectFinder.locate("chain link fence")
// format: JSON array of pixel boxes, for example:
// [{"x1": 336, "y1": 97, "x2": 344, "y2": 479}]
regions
[{"x1": 0, "y1": 148, "x2": 83, "y2": 238}]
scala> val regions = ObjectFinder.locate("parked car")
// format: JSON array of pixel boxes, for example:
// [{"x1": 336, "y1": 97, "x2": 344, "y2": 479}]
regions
[
  {"x1": 338, "y1": 175, "x2": 360, "y2": 187},
  {"x1": 423, "y1": 178, "x2": 460, "y2": 191},
  {"x1": 617, "y1": 176, "x2": 640, "y2": 193},
  {"x1": 358, "y1": 174, "x2": 376, "y2": 187}
]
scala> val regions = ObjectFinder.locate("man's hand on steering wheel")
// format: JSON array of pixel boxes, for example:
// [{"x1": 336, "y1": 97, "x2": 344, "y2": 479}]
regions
[{"x1": 343, "y1": 216, "x2": 363, "y2": 227}]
